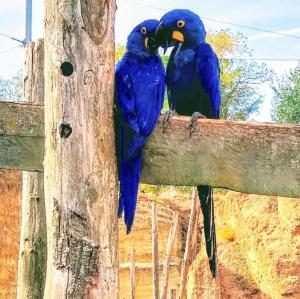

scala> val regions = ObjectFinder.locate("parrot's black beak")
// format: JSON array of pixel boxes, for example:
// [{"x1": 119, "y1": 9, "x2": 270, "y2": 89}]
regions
[
  {"x1": 145, "y1": 32, "x2": 160, "y2": 54},
  {"x1": 155, "y1": 22, "x2": 172, "y2": 54}
]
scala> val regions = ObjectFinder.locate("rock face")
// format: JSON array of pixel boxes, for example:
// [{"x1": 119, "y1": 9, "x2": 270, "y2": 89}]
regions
[
  {"x1": 1, "y1": 175, "x2": 299, "y2": 299},
  {"x1": 187, "y1": 191, "x2": 300, "y2": 299},
  {"x1": 0, "y1": 170, "x2": 21, "y2": 299}
]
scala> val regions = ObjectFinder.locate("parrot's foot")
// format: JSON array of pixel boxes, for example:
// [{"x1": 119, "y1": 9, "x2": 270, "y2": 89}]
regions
[
  {"x1": 162, "y1": 109, "x2": 177, "y2": 133},
  {"x1": 187, "y1": 112, "x2": 206, "y2": 138}
]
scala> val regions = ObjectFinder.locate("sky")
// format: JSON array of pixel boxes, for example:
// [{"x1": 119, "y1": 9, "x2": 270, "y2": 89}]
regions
[{"x1": 0, "y1": 0, "x2": 299, "y2": 121}]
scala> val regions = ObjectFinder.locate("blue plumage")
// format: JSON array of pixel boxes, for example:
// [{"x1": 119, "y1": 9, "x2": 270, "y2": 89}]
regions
[
  {"x1": 167, "y1": 42, "x2": 220, "y2": 118},
  {"x1": 156, "y1": 9, "x2": 221, "y2": 277},
  {"x1": 115, "y1": 20, "x2": 165, "y2": 233}
]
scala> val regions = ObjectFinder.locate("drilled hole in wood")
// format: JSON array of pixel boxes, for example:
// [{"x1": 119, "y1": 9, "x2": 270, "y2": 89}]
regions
[
  {"x1": 59, "y1": 123, "x2": 72, "y2": 138},
  {"x1": 60, "y1": 62, "x2": 74, "y2": 76}
]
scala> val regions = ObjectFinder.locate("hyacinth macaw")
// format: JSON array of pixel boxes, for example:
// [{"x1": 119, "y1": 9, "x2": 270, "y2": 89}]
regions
[
  {"x1": 156, "y1": 9, "x2": 221, "y2": 277},
  {"x1": 115, "y1": 20, "x2": 165, "y2": 234}
]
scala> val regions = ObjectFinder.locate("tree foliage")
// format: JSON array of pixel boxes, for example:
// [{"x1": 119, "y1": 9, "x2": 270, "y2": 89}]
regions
[
  {"x1": 272, "y1": 66, "x2": 300, "y2": 124},
  {"x1": 0, "y1": 70, "x2": 23, "y2": 101},
  {"x1": 207, "y1": 30, "x2": 272, "y2": 120},
  {"x1": 115, "y1": 44, "x2": 126, "y2": 62}
]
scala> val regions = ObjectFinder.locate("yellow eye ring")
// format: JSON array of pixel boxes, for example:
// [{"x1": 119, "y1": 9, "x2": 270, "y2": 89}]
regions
[
  {"x1": 141, "y1": 26, "x2": 147, "y2": 34},
  {"x1": 177, "y1": 20, "x2": 185, "y2": 28}
]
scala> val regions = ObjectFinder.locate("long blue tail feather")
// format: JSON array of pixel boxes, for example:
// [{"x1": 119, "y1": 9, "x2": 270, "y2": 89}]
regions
[
  {"x1": 197, "y1": 185, "x2": 217, "y2": 277},
  {"x1": 119, "y1": 151, "x2": 142, "y2": 234}
]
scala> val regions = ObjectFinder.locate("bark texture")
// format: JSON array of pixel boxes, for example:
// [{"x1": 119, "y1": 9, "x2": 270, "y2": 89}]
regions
[
  {"x1": 17, "y1": 40, "x2": 47, "y2": 299},
  {"x1": 44, "y1": 0, "x2": 118, "y2": 298}
]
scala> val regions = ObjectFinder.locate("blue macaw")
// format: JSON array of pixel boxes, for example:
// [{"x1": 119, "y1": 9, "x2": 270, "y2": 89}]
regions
[
  {"x1": 156, "y1": 9, "x2": 221, "y2": 277},
  {"x1": 115, "y1": 20, "x2": 165, "y2": 233}
]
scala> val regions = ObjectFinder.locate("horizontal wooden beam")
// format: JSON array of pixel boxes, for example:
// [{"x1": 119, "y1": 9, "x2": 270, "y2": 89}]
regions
[
  {"x1": 142, "y1": 117, "x2": 300, "y2": 198},
  {"x1": 0, "y1": 101, "x2": 44, "y2": 172},
  {"x1": 1, "y1": 100, "x2": 300, "y2": 198}
]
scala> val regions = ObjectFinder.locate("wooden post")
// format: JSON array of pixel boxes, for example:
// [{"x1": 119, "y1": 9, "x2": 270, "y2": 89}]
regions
[
  {"x1": 17, "y1": 39, "x2": 47, "y2": 299},
  {"x1": 130, "y1": 248, "x2": 136, "y2": 299},
  {"x1": 44, "y1": 0, "x2": 118, "y2": 298},
  {"x1": 160, "y1": 213, "x2": 179, "y2": 299},
  {"x1": 168, "y1": 289, "x2": 176, "y2": 299},
  {"x1": 179, "y1": 188, "x2": 200, "y2": 299},
  {"x1": 152, "y1": 202, "x2": 160, "y2": 299}
]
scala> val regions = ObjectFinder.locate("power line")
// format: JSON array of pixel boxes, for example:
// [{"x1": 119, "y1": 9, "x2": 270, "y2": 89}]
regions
[
  {"x1": 224, "y1": 58, "x2": 300, "y2": 62},
  {"x1": 0, "y1": 32, "x2": 25, "y2": 46},
  {"x1": 203, "y1": 18, "x2": 300, "y2": 39},
  {"x1": 118, "y1": 0, "x2": 300, "y2": 39},
  {"x1": 0, "y1": 45, "x2": 22, "y2": 55}
]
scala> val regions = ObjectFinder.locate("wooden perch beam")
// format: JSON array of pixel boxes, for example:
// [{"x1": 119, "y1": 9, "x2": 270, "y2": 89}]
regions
[
  {"x1": 1, "y1": 100, "x2": 300, "y2": 198},
  {"x1": 0, "y1": 101, "x2": 44, "y2": 171},
  {"x1": 143, "y1": 116, "x2": 300, "y2": 198}
]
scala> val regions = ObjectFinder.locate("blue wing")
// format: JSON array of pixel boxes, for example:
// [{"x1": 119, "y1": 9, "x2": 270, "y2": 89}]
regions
[
  {"x1": 196, "y1": 43, "x2": 221, "y2": 119},
  {"x1": 115, "y1": 53, "x2": 165, "y2": 232}
]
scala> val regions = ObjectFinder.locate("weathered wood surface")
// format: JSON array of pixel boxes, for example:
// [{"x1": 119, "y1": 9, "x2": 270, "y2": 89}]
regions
[
  {"x1": 143, "y1": 117, "x2": 300, "y2": 198},
  {"x1": 160, "y1": 212, "x2": 179, "y2": 299},
  {"x1": 1, "y1": 103, "x2": 300, "y2": 198},
  {"x1": 152, "y1": 202, "x2": 160, "y2": 299},
  {"x1": 44, "y1": 0, "x2": 118, "y2": 299},
  {"x1": 17, "y1": 40, "x2": 47, "y2": 299},
  {"x1": 0, "y1": 100, "x2": 44, "y2": 171}
]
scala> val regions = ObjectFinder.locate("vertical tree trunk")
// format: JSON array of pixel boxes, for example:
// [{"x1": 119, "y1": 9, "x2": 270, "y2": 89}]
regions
[
  {"x1": 160, "y1": 213, "x2": 179, "y2": 299},
  {"x1": 152, "y1": 202, "x2": 160, "y2": 299},
  {"x1": 43, "y1": 0, "x2": 118, "y2": 298},
  {"x1": 17, "y1": 39, "x2": 47, "y2": 299},
  {"x1": 179, "y1": 188, "x2": 200, "y2": 299},
  {"x1": 130, "y1": 248, "x2": 136, "y2": 299}
]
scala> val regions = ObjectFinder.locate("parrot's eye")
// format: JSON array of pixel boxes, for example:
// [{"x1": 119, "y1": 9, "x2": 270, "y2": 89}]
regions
[
  {"x1": 177, "y1": 20, "x2": 185, "y2": 28},
  {"x1": 141, "y1": 26, "x2": 147, "y2": 34}
]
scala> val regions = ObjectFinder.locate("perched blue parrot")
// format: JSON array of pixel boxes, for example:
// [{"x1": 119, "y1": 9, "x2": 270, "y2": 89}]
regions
[
  {"x1": 115, "y1": 20, "x2": 165, "y2": 233},
  {"x1": 156, "y1": 9, "x2": 221, "y2": 277}
]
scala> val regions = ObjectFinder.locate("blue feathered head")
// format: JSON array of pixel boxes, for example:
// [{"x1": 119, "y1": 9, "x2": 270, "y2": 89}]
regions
[
  {"x1": 126, "y1": 19, "x2": 160, "y2": 57},
  {"x1": 156, "y1": 9, "x2": 206, "y2": 50}
]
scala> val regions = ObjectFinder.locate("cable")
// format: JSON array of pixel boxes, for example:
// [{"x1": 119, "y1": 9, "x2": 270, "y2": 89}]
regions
[
  {"x1": 117, "y1": 0, "x2": 300, "y2": 39},
  {"x1": 0, "y1": 32, "x2": 25, "y2": 46},
  {"x1": 0, "y1": 45, "x2": 22, "y2": 54},
  {"x1": 203, "y1": 18, "x2": 300, "y2": 39},
  {"x1": 224, "y1": 58, "x2": 300, "y2": 62}
]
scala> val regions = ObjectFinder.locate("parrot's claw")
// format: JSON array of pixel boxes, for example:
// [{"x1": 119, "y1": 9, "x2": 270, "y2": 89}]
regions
[
  {"x1": 162, "y1": 109, "x2": 177, "y2": 133},
  {"x1": 187, "y1": 112, "x2": 206, "y2": 138}
]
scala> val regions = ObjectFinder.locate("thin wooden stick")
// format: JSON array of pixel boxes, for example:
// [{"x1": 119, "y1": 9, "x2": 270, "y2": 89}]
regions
[
  {"x1": 179, "y1": 188, "x2": 201, "y2": 299},
  {"x1": 168, "y1": 289, "x2": 176, "y2": 299},
  {"x1": 130, "y1": 248, "x2": 136, "y2": 299},
  {"x1": 160, "y1": 212, "x2": 179, "y2": 299},
  {"x1": 152, "y1": 202, "x2": 160, "y2": 299}
]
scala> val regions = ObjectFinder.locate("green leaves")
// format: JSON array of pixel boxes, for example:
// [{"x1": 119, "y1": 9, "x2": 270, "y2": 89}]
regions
[{"x1": 272, "y1": 67, "x2": 300, "y2": 124}]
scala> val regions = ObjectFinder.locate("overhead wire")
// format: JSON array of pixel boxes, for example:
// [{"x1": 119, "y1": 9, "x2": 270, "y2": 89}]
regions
[
  {"x1": 118, "y1": 0, "x2": 300, "y2": 39},
  {"x1": 0, "y1": 32, "x2": 25, "y2": 46},
  {"x1": 0, "y1": 45, "x2": 22, "y2": 55},
  {"x1": 117, "y1": 0, "x2": 300, "y2": 61}
]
